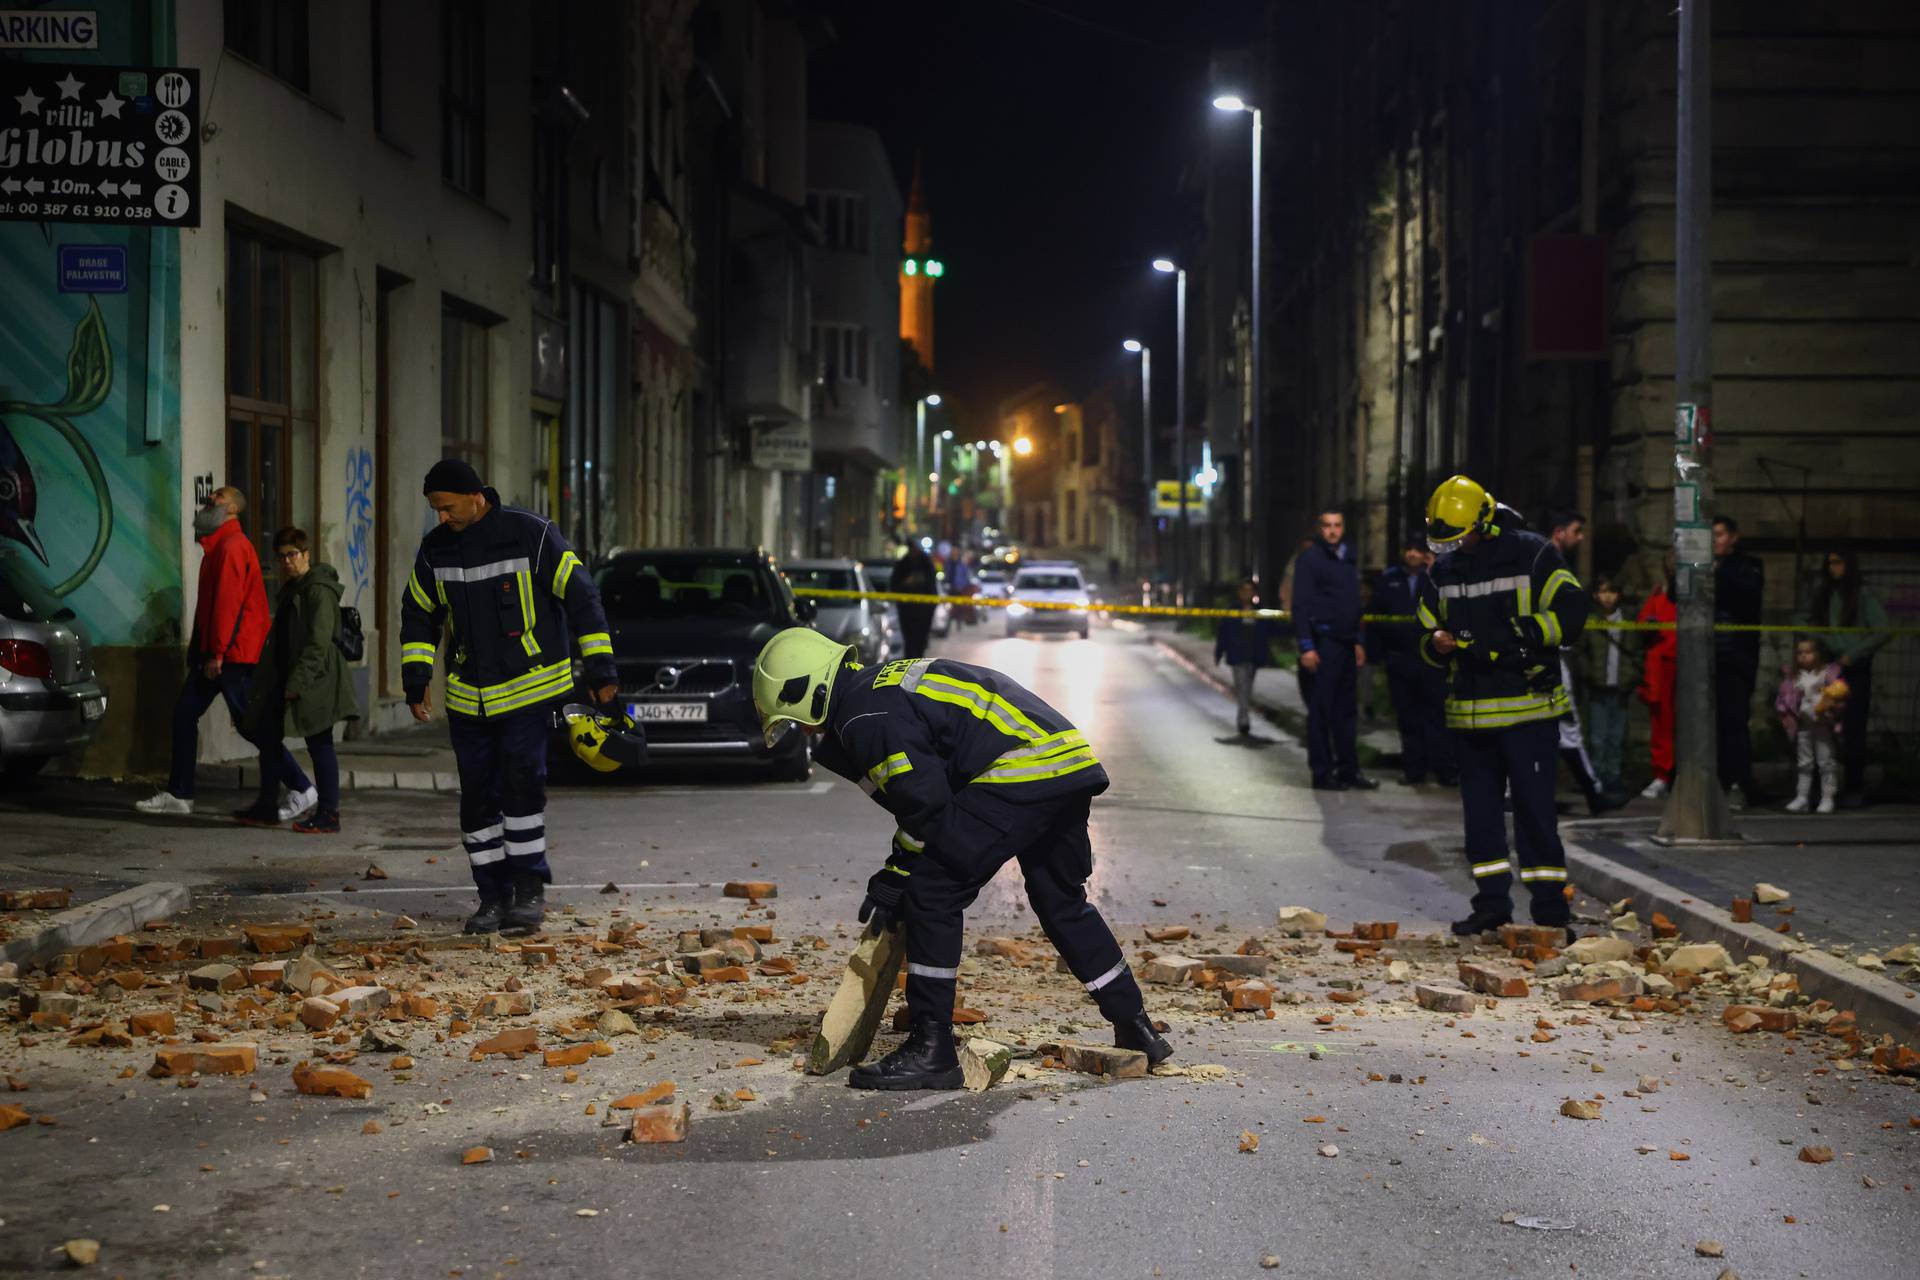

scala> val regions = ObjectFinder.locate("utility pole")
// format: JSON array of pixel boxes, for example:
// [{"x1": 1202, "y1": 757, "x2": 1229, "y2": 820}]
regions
[
  {"x1": 1248, "y1": 106, "x2": 1264, "y2": 588},
  {"x1": 1174, "y1": 265, "x2": 1189, "y2": 607},
  {"x1": 1660, "y1": 0, "x2": 1733, "y2": 842}
]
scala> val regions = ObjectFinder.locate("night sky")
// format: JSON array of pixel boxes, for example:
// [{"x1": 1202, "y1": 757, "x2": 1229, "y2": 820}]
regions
[{"x1": 799, "y1": 0, "x2": 1264, "y2": 434}]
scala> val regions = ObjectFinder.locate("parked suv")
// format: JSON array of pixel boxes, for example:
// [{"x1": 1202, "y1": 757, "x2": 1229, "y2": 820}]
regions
[
  {"x1": 561, "y1": 548, "x2": 815, "y2": 780},
  {"x1": 784, "y1": 559, "x2": 889, "y2": 665},
  {"x1": 0, "y1": 553, "x2": 107, "y2": 779}
]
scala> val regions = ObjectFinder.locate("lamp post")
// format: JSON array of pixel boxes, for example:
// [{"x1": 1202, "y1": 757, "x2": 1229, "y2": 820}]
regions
[
  {"x1": 1123, "y1": 339, "x2": 1152, "y2": 585},
  {"x1": 1213, "y1": 94, "x2": 1263, "y2": 585},
  {"x1": 914, "y1": 393, "x2": 942, "y2": 527},
  {"x1": 1153, "y1": 258, "x2": 1188, "y2": 605}
]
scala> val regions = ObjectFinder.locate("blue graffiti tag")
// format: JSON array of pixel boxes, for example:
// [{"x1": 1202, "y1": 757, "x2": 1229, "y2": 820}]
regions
[{"x1": 344, "y1": 446, "x2": 374, "y2": 606}]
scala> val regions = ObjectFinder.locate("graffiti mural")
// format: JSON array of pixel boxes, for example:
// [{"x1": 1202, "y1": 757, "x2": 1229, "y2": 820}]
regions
[{"x1": 344, "y1": 445, "x2": 374, "y2": 607}]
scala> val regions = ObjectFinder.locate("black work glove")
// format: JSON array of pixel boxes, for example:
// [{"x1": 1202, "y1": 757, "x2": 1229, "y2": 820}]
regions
[{"x1": 858, "y1": 864, "x2": 909, "y2": 933}]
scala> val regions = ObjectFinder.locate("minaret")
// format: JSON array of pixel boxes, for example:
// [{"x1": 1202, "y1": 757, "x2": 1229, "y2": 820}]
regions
[{"x1": 900, "y1": 156, "x2": 939, "y2": 370}]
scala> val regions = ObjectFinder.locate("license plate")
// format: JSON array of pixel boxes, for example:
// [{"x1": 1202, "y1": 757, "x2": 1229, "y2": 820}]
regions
[
  {"x1": 82, "y1": 696, "x2": 106, "y2": 721},
  {"x1": 630, "y1": 701, "x2": 707, "y2": 723}
]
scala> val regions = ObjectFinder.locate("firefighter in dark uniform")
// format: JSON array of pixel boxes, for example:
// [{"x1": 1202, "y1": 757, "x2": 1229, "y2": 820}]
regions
[
  {"x1": 1414, "y1": 475, "x2": 1592, "y2": 937},
  {"x1": 752, "y1": 627, "x2": 1170, "y2": 1090},
  {"x1": 400, "y1": 460, "x2": 618, "y2": 936}
]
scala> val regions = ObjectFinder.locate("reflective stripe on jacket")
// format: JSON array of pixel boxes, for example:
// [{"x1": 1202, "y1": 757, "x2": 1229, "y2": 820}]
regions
[
  {"x1": 397, "y1": 495, "x2": 614, "y2": 718},
  {"x1": 1414, "y1": 527, "x2": 1590, "y2": 731},
  {"x1": 813, "y1": 657, "x2": 1109, "y2": 862}
]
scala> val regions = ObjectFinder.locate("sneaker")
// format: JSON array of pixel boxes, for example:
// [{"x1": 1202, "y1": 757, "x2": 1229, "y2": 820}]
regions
[
  {"x1": 1784, "y1": 794, "x2": 1810, "y2": 814},
  {"x1": 1726, "y1": 784, "x2": 1747, "y2": 812},
  {"x1": 1816, "y1": 794, "x2": 1835, "y2": 815},
  {"x1": 277, "y1": 786, "x2": 319, "y2": 823},
  {"x1": 135, "y1": 791, "x2": 193, "y2": 815},
  {"x1": 291, "y1": 810, "x2": 340, "y2": 834},
  {"x1": 1640, "y1": 778, "x2": 1670, "y2": 800},
  {"x1": 232, "y1": 802, "x2": 280, "y2": 827}
]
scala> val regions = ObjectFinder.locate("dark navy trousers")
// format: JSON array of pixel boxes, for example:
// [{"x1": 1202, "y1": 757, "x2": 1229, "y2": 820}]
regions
[
  {"x1": 1456, "y1": 716, "x2": 1568, "y2": 925},
  {"x1": 1299, "y1": 639, "x2": 1360, "y2": 781},
  {"x1": 449, "y1": 709, "x2": 552, "y2": 899}
]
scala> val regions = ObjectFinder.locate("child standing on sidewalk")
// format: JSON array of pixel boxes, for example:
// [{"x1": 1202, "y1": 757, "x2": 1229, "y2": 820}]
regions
[
  {"x1": 1576, "y1": 575, "x2": 1638, "y2": 796},
  {"x1": 1776, "y1": 637, "x2": 1847, "y2": 814},
  {"x1": 1214, "y1": 578, "x2": 1281, "y2": 736},
  {"x1": 1636, "y1": 557, "x2": 1679, "y2": 800}
]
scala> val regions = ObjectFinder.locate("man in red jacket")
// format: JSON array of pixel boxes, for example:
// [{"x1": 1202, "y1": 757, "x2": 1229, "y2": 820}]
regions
[{"x1": 137, "y1": 487, "x2": 315, "y2": 817}]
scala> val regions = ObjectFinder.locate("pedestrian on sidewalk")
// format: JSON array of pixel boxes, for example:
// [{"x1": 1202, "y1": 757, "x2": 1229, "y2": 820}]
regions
[
  {"x1": 1713, "y1": 516, "x2": 1765, "y2": 809},
  {"x1": 1416, "y1": 475, "x2": 1591, "y2": 938},
  {"x1": 1368, "y1": 536, "x2": 1455, "y2": 785},
  {"x1": 752, "y1": 630, "x2": 1170, "y2": 1090},
  {"x1": 1293, "y1": 506, "x2": 1376, "y2": 791},
  {"x1": 1636, "y1": 554, "x2": 1679, "y2": 800},
  {"x1": 1574, "y1": 575, "x2": 1638, "y2": 796},
  {"x1": 893, "y1": 540, "x2": 938, "y2": 659},
  {"x1": 1545, "y1": 509, "x2": 1615, "y2": 813},
  {"x1": 234, "y1": 528, "x2": 358, "y2": 833},
  {"x1": 1810, "y1": 548, "x2": 1890, "y2": 808},
  {"x1": 399, "y1": 460, "x2": 618, "y2": 936},
  {"x1": 1214, "y1": 577, "x2": 1281, "y2": 735},
  {"x1": 137, "y1": 487, "x2": 305, "y2": 817},
  {"x1": 1775, "y1": 636, "x2": 1846, "y2": 814}
]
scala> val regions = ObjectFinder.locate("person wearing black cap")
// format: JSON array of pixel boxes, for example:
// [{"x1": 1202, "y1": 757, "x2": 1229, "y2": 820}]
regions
[{"x1": 399, "y1": 460, "x2": 618, "y2": 934}]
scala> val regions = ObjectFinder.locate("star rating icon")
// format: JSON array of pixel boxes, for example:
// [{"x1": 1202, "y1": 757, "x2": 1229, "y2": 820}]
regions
[
  {"x1": 54, "y1": 72, "x2": 85, "y2": 101},
  {"x1": 14, "y1": 86, "x2": 44, "y2": 116},
  {"x1": 97, "y1": 91, "x2": 125, "y2": 118}
]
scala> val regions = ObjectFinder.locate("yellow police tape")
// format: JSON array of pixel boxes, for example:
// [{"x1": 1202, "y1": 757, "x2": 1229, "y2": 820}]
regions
[{"x1": 789, "y1": 587, "x2": 1916, "y2": 635}]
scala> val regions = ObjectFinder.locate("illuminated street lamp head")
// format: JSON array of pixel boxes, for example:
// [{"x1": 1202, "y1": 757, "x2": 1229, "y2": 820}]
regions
[
  {"x1": 1122, "y1": 339, "x2": 1143, "y2": 353},
  {"x1": 1212, "y1": 94, "x2": 1249, "y2": 113},
  {"x1": 1013, "y1": 437, "x2": 1034, "y2": 457},
  {"x1": 925, "y1": 393, "x2": 942, "y2": 406},
  {"x1": 1152, "y1": 258, "x2": 1176, "y2": 274},
  {"x1": 940, "y1": 429, "x2": 953, "y2": 439}
]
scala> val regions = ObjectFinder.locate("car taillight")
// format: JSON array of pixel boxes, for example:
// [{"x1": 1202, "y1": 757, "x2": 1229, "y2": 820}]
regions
[{"x1": 0, "y1": 639, "x2": 53, "y2": 679}]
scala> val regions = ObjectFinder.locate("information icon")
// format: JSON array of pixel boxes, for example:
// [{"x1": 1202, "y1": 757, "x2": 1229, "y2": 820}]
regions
[
  {"x1": 154, "y1": 146, "x2": 192, "y2": 183},
  {"x1": 154, "y1": 184, "x2": 190, "y2": 220},
  {"x1": 155, "y1": 109, "x2": 190, "y2": 146},
  {"x1": 155, "y1": 72, "x2": 192, "y2": 108}
]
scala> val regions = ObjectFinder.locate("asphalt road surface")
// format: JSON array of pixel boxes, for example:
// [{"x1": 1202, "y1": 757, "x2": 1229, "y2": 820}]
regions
[{"x1": 3, "y1": 625, "x2": 1916, "y2": 1278}]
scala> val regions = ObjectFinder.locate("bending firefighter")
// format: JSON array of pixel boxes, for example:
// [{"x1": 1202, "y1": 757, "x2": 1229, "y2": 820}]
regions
[
  {"x1": 753, "y1": 631, "x2": 1170, "y2": 1089},
  {"x1": 1416, "y1": 475, "x2": 1592, "y2": 938},
  {"x1": 399, "y1": 460, "x2": 620, "y2": 936}
]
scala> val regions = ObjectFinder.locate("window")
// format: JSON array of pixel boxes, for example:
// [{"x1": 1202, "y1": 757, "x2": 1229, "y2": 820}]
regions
[
  {"x1": 811, "y1": 323, "x2": 870, "y2": 389},
  {"x1": 442, "y1": 0, "x2": 486, "y2": 194},
  {"x1": 226, "y1": 0, "x2": 310, "y2": 92},
  {"x1": 441, "y1": 305, "x2": 490, "y2": 466},
  {"x1": 226, "y1": 228, "x2": 318, "y2": 567},
  {"x1": 806, "y1": 191, "x2": 868, "y2": 252}
]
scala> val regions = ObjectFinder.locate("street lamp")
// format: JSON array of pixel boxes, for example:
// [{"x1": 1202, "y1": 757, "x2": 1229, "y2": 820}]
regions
[
  {"x1": 1122, "y1": 339, "x2": 1152, "y2": 556},
  {"x1": 1013, "y1": 436, "x2": 1033, "y2": 456},
  {"x1": 1153, "y1": 257, "x2": 1189, "y2": 605},
  {"x1": 1214, "y1": 92, "x2": 1263, "y2": 583},
  {"x1": 914, "y1": 393, "x2": 944, "y2": 522}
]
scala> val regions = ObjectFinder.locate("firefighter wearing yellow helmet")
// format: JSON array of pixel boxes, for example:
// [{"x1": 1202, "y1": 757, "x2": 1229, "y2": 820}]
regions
[
  {"x1": 1416, "y1": 475, "x2": 1592, "y2": 938},
  {"x1": 752, "y1": 629, "x2": 1170, "y2": 1090}
]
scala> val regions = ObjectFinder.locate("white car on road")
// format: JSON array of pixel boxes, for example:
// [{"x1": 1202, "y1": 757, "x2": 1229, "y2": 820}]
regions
[{"x1": 1004, "y1": 566, "x2": 1092, "y2": 640}]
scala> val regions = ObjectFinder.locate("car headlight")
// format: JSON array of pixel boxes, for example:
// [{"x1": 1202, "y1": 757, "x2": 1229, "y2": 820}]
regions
[{"x1": 1007, "y1": 603, "x2": 1029, "y2": 618}]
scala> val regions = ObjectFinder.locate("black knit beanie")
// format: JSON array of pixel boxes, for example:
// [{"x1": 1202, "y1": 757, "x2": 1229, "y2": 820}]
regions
[{"x1": 422, "y1": 458, "x2": 484, "y2": 496}]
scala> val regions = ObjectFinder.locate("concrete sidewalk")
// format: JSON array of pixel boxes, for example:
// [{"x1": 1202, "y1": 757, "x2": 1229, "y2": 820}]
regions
[{"x1": 193, "y1": 720, "x2": 462, "y2": 795}]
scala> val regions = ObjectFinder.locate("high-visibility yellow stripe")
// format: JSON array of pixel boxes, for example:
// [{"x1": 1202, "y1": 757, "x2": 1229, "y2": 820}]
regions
[
  {"x1": 892, "y1": 828, "x2": 924, "y2": 854},
  {"x1": 1518, "y1": 866, "x2": 1568, "y2": 882},
  {"x1": 401, "y1": 642, "x2": 438, "y2": 667},
  {"x1": 408, "y1": 570, "x2": 434, "y2": 612},
  {"x1": 908, "y1": 674, "x2": 1046, "y2": 743},
  {"x1": 485, "y1": 671, "x2": 576, "y2": 715},
  {"x1": 516, "y1": 571, "x2": 541, "y2": 658},
  {"x1": 1540, "y1": 569, "x2": 1579, "y2": 610},
  {"x1": 882, "y1": 862, "x2": 913, "y2": 877},
  {"x1": 867, "y1": 752, "x2": 913, "y2": 792},
  {"x1": 578, "y1": 631, "x2": 613, "y2": 657},
  {"x1": 1444, "y1": 687, "x2": 1569, "y2": 730},
  {"x1": 1470, "y1": 858, "x2": 1512, "y2": 878},
  {"x1": 1532, "y1": 612, "x2": 1564, "y2": 647},
  {"x1": 553, "y1": 551, "x2": 583, "y2": 598}
]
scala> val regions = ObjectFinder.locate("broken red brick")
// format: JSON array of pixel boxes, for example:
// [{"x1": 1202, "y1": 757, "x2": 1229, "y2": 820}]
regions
[
  {"x1": 1327, "y1": 989, "x2": 1365, "y2": 1004},
  {"x1": 463, "y1": 1146, "x2": 494, "y2": 1164},
  {"x1": 1798, "y1": 1145, "x2": 1835, "y2": 1164},
  {"x1": 1729, "y1": 898, "x2": 1752, "y2": 924},
  {"x1": 722, "y1": 881, "x2": 776, "y2": 900},
  {"x1": 733, "y1": 925, "x2": 775, "y2": 943},
  {"x1": 243, "y1": 924, "x2": 315, "y2": 954},
  {"x1": 628, "y1": 1101, "x2": 690, "y2": 1143},
  {"x1": 472, "y1": 1028, "x2": 540, "y2": 1058},
  {"x1": 1352, "y1": 922, "x2": 1399, "y2": 942},
  {"x1": 129, "y1": 1010, "x2": 176, "y2": 1037},
  {"x1": 1144, "y1": 926, "x2": 1191, "y2": 943},
  {"x1": 0, "y1": 888, "x2": 72, "y2": 910},
  {"x1": 1723, "y1": 1010, "x2": 1764, "y2": 1034},
  {"x1": 1557, "y1": 974, "x2": 1644, "y2": 1003},
  {"x1": 187, "y1": 963, "x2": 245, "y2": 993},
  {"x1": 292, "y1": 1062, "x2": 374, "y2": 1099},
  {"x1": 1457, "y1": 961, "x2": 1529, "y2": 998},
  {"x1": 1871, "y1": 1044, "x2": 1920, "y2": 1076},
  {"x1": 1057, "y1": 1041, "x2": 1149, "y2": 1079},
  {"x1": 543, "y1": 1043, "x2": 595, "y2": 1068},
  {"x1": 1224, "y1": 980, "x2": 1274, "y2": 1012},
  {"x1": 1649, "y1": 912, "x2": 1678, "y2": 939},
  {"x1": 701, "y1": 966, "x2": 750, "y2": 984},
  {"x1": 195, "y1": 936, "x2": 242, "y2": 959},
  {"x1": 149, "y1": 1044, "x2": 257, "y2": 1077},
  {"x1": 67, "y1": 1024, "x2": 134, "y2": 1048},
  {"x1": 1722, "y1": 1005, "x2": 1795, "y2": 1033},
  {"x1": 1415, "y1": 984, "x2": 1476, "y2": 1014},
  {"x1": 298, "y1": 998, "x2": 342, "y2": 1032},
  {"x1": 106, "y1": 969, "x2": 147, "y2": 991},
  {"x1": 1499, "y1": 924, "x2": 1565, "y2": 952},
  {"x1": 757, "y1": 957, "x2": 797, "y2": 976},
  {"x1": 610, "y1": 1082, "x2": 676, "y2": 1109}
]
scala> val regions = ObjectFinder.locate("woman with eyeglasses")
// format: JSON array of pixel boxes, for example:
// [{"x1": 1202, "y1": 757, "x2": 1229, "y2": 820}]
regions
[
  {"x1": 1809, "y1": 550, "x2": 1890, "y2": 808},
  {"x1": 235, "y1": 528, "x2": 358, "y2": 832}
]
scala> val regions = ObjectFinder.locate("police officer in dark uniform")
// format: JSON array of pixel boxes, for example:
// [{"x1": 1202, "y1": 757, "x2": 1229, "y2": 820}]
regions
[
  {"x1": 1414, "y1": 476, "x2": 1592, "y2": 937},
  {"x1": 752, "y1": 627, "x2": 1170, "y2": 1090},
  {"x1": 400, "y1": 460, "x2": 618, "y2": 936},
  {"x1": 1369, "y1": 534, "x2": 1456, "y2": 786}
]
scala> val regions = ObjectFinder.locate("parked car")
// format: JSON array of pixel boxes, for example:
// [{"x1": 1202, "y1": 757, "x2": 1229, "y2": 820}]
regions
[
  {"x1": 860, "y1": 562, "x2": 906, "y2": 657},
  {"x1": 556, "y1": 548, "x2": 815, "y2": 781},
  {"x1": 1004, "y1": 565, "x2": 1092, "y2": 639},
  {"x1": 0, "y1": 552, "x2": 107, "y2": 780},
  {"x1": 785, "y1": 559, "x2": 888, "y2": 665}
]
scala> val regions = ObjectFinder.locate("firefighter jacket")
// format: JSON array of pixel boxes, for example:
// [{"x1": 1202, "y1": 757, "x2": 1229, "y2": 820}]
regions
[
  {"x1": 1414, "y1": 525, "x2": 1590, "y2": 731},
  {"x1": 398, "y1": 495, "x2": 614, "y2": 719},
  {"x1": 813, "y1": 657, "x2": 1109, "y2": 872}
]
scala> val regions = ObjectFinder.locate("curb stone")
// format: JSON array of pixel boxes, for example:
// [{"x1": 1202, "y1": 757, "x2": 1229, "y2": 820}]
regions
[
  {"x1": 1564, "y1": 836, "x2": 1920, "y2": 1041},
  {"x1": 0, "y1": 881, "x2": 191, "y2": 969}
]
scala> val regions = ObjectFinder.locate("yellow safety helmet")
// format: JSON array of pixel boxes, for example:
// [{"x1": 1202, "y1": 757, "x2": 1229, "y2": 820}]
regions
[
  {"x1": 752, "y1": 627, "x2": 856, "y2": 747},
  {"x1": 1425, "y1": 474, "x2": 1495, "y2": 553},
  {"x1": 561, "y1": 703, "x2": 648, "y2": 773}
]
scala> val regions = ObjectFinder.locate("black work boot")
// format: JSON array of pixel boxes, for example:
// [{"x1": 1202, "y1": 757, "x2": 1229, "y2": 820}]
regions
[
  {"x1": 1113, "y1": 1013, "x2": 1173, "y2": 1065},
  {"x1": 464, "y1": 897, "x2": 509, "y2": 934},
  {"x1": 1450, "y1": 904, "x2": 1514, "y2": 937},
  {"x1": 501, "y1": 871, "x2": 546, "y2": 937},
  {"x1": 848, "y1": 1015, "x2": 963, "y2": 1091}
]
